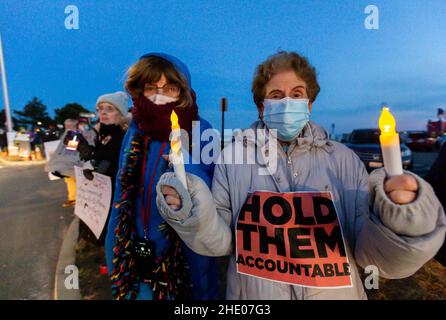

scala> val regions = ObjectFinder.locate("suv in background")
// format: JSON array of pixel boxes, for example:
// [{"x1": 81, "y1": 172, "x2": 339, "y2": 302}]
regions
[
  {"x1": 345, "y1": 129, "x2": 413, "y2": 172},
  {"x1": 403, "y1": 131, "x2": 436, "y2": 151}
]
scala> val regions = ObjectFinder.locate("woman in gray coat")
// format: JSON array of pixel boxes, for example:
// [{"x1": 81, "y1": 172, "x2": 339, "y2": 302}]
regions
[{"x1": 156, "y1": 51, "x2": 446, "y2": 300}]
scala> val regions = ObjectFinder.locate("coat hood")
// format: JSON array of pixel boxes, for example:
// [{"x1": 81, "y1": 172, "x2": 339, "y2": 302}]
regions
[{"x1": 139, "y1": 52, "x2": 192, "y2": 87}]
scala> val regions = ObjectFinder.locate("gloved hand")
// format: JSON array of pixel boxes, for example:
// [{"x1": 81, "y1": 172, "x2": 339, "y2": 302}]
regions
[
  {"x1": 82, "y1": 169, "x2": 95, "y2": 181},
  {"x1": 77, "y1": 140, "x2": 94, "y2": 161}
]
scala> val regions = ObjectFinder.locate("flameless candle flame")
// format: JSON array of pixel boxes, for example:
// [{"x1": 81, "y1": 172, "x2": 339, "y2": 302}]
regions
[
  {"x1": 66, "y1": 134, "x2": 79, "y2": 151},
  {"x1": 379, "y1": 107, "x2": 396, "y2": 135},
  {"x1": 170, "y1": 111, "x2": 181, "y2": 153},
  {"x1": 378, "y1": 107, "x2": 403, "y2": 176},
  {"x1": 170, "y1": 110, "x2": 187, "y2": 188}
]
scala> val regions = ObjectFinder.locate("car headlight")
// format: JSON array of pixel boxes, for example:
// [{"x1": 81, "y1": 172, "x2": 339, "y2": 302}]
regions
[{"x1": 402, "y1": 149, "x2": 412, "y2": 157}]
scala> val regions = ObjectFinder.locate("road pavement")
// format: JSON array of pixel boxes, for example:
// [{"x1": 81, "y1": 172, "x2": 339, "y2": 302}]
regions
[{"x1": 0, "y1": 163, "x2": 73, "y2": 299}]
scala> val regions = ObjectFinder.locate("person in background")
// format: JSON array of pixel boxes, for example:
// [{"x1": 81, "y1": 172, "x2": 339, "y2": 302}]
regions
[
  {"x1": 77, "y1": 117, "x2": 96, "y2": 146},
  {"x1": 0, "y1": 128, "x2": 6, "y2": 152},
  {"x1": 47, "y1": 118, "x2": 83, "y2": 207},
  {"x1": 30, "y1": 127, "x2": 44, "y2": 159},
  {"x1": 425, "y1": 142, "x2": 446, "y2": 266},
  {"x1": 64, "y1": 92, "x2": 130, "y2": 244}
]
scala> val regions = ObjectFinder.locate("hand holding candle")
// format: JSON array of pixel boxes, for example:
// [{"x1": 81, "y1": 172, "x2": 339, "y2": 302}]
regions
[
  {"x1": 66, "y1": 133, "x2": 79, "y2": 151},
  {"x1": 170, "y1": 110, "x2": 188, "y2": 189}
]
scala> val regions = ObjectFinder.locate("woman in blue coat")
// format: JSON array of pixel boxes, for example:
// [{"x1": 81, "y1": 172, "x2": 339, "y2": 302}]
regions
[{"x1": 105, "y1": 53, "x2": 219, "y2": 300}]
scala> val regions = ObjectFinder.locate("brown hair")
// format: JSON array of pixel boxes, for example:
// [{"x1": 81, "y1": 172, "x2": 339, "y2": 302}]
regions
[
  {"x1": 124, "y1": 56, "x2": 193, "y2": 108},
  {"x1": 116, "y1": 113, "x2": 130, "y2": 131},
  {"x1": 251, "y1": 51, "x2": 320, "y2": 108}
]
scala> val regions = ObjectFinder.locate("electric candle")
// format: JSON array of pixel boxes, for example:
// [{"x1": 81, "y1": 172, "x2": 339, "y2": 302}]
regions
[
  {"x1": 379, "y1": 107, "x2": 403, "y2": 176},
  {"x1": 170, "y1": 110, "x2": 188, "y2": 188},
  {"x1": 66, "y1": 134, "x2": 79, "y2": 151}
]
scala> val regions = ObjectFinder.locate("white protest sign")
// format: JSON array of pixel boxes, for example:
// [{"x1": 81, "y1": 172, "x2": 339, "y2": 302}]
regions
[
  {"x1": 74, "y1": 166, "x2": 112, "y2": 239},
  {"x1": 44, "y1": 140, "x2": 60, "y2": 159},
  {"x1": 44, "y1": 140, "x2": 62, "y2": 180}
]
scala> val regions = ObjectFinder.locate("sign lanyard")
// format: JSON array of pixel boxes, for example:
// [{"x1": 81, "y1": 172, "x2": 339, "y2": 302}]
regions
[{"x1": 140, "y1": 136, "x2": 167, "y2": 239}]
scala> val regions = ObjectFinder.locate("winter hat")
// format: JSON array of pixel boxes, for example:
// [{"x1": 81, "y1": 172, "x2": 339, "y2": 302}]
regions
[
  {"x1": 96, "y1": 91, "x2": 129, "y2": 117},
  {"x1": 139, "y1": 52, "x2": 192, "y2": 87}
]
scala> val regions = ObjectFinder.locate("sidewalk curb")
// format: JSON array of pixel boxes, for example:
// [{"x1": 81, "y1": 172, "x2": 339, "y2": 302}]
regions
[
  {"x1": 0, "y1": 156, "x2": 47, "y2": 166},
  {"x1": 54, "y1": 216, "x2": 81, "y2": 300}
]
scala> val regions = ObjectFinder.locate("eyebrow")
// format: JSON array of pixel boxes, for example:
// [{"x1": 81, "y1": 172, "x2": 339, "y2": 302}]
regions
[{"x1": 267, "y1": 85, "x2": 306, "y2": 94}]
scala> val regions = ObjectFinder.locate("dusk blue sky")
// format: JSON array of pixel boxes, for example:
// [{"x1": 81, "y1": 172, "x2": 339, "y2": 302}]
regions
[{"x1": 1, "y1": 0, "x2": 445, "y2": 134}]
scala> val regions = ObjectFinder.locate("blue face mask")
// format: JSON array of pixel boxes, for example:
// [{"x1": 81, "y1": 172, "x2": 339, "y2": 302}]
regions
[{"x1": 262, "y1": 97, "x2": 310, "y2": 142}]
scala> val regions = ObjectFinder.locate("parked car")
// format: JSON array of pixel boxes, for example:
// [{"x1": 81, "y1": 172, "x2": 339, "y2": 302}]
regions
[
  {"x1": 344, "y1": 129, "x2": 413, "y2": 172},
  {"x1": 41, "y1": 128, "x2": 61, "y2": 143},
  {"x1": 403, "y1": 130, "x2": 437, "y2": 151}
]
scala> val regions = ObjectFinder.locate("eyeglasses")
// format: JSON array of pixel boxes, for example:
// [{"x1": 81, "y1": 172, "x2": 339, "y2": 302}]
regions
[
  {"x1": 143, "y1": 83, "x2": 181, "y2": 97},
  {"x1": 96, "y1": 105, "x2": 117, "y2": 113}
]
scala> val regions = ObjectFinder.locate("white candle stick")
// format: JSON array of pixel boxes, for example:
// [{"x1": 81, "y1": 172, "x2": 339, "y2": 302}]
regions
[
  {"x1": 170, "y1": 111, "x2": 188, "y2": 189},
  {"x1": 379, "y1": 107, "x2": 403, "y2": 176}
]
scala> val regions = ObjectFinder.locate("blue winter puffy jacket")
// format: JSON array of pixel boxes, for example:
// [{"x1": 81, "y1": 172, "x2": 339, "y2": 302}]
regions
[{"x1": 105, "y1": 117, "x2": 219, "y2": 300}]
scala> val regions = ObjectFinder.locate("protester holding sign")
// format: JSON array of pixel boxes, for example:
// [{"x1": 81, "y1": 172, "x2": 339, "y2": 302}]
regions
[
  {"x1": 66, "y1": 92, "x2": 129, "y2": 188},
  {"x1": 156, "y1": 51, "x2": 446, "y2": 299},
  {"x1": 105, "y1": 53, "x2": 219, "y2": 300},
  {"x1": 64, "y1": 91, "x2": 130, "y2": 244}
]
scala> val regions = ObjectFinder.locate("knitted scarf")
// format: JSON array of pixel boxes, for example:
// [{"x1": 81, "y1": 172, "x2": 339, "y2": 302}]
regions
[{"x1": 131, "y1": 94, "x2": 198, "y2": 141}]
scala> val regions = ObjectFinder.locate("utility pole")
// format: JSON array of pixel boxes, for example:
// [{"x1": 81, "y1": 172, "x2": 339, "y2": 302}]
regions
[{"x1": 0, "y1": 33, "x2": 15, "y2": 154}]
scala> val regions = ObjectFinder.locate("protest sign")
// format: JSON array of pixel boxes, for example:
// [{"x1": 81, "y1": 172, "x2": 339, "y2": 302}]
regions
[
  {"x1": 44, "y1": 140, "x2": 63, "y2": 180},
  {"x1": 74, "y1": 166, "x2": 112, "y2": 239},
  {"x1": 236, "y1": 191, "x2": 352, "y2": 288}
]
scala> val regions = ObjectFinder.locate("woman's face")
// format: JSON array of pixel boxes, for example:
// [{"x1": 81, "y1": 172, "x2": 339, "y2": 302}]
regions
[
  {"x1": 143, "y1": 73, "x2": 180, "y2": 99},
  {"x1": 261, "y1": 70, "x2": 313, "y2": 116},
  {"x1": 97, "y1": 102, "x2": 121, "y2": 125}
]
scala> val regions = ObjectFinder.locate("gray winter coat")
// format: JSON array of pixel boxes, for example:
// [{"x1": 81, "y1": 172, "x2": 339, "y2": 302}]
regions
[{"x1": 156, "y1": 121, "x2": 446, "y2": 300}]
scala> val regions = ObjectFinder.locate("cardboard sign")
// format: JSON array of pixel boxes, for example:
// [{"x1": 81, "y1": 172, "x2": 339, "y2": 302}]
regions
[
  {"x1": 236, "y1": 191, "x2": 352, "y2": 288},
  {"x1": 74, "y1": 166, "x2": 112, "y2": 239},
  {"x1": 44, "y1": 140, "x2": 62, "y2": 180}
]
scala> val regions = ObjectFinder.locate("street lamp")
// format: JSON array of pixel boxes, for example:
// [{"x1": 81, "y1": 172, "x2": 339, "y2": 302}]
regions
[{"x1": 0, "y1": 33, "x2": 16, "y2": 155}]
